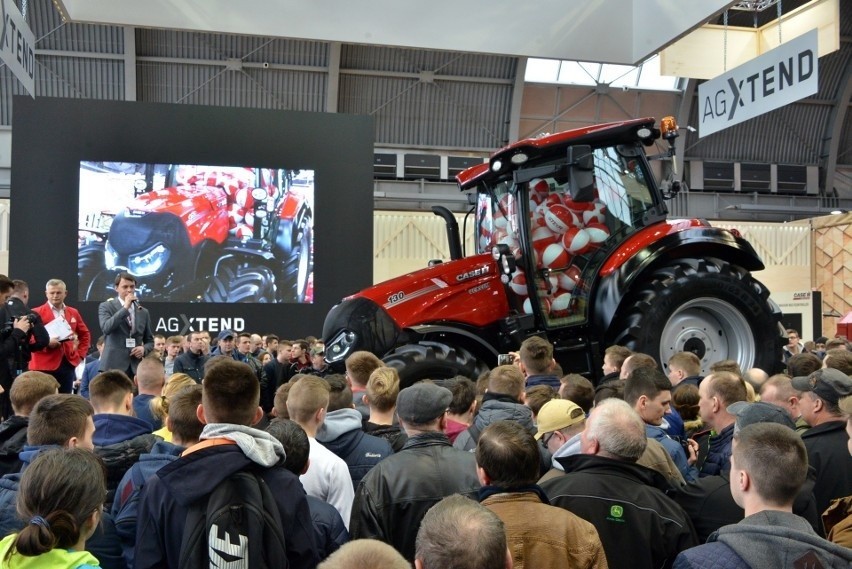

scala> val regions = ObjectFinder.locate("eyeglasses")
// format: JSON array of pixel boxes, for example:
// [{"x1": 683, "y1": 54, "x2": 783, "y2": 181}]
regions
[{"x1": 540, "y1": 431, "x2": 555, "y2": 447}]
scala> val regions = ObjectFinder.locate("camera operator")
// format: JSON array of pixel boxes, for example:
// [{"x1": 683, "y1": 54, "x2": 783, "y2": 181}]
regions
[{"x1": 0, "y1": 279, "x2": 49, "y2": 419}]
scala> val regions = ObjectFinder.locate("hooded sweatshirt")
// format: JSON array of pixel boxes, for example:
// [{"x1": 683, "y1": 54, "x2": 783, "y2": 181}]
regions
[
  {"x1": 134, "y1": 425, "x2": 320, "y2": 569},
  {"x1": 316, "y1": 409, "x2": 393, "y2": 487},
  {"x1": 0, "y1": 534, "x2": 99, "y2": 569},
  {"x1": 453, "y1": 393, "x2": 536, "y2": 452},
  {"x1": 92, "y1": 414, "x2": 152, "y2": 447},
  {"x1": 674, "y1": 510, "x2": 852, "y2": 569}
]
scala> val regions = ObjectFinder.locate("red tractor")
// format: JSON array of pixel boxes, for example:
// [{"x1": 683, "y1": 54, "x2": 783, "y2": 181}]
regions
[
  {"x1": 323, "y1": 117, "x2": 784, "y2": 384},
  {"x1": 78, "y1": 164, "x2": 313, "y2": 303}
]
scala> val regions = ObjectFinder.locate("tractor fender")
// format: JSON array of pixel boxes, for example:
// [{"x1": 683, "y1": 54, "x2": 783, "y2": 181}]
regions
[{"x1": 592, "y1": 225, "x2": 766, "y2": 335}]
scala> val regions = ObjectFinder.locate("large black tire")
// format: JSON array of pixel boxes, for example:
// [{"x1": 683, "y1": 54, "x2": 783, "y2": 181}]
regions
[
  {"x1": 608, "y1": 257, "x2": 783, "y2": 376},
  {"x1": 382, "y1": 341, "x2": 490, "y2": 389},
  {"x1": 278, "y1": 212, "x2": 312, "y2": 303},
  {"x1": 78, "y1": 244, "x2": 106, "y2": 299},
  {"x1": 202, "y1": 265, "x2": 276, "y2": 303}
]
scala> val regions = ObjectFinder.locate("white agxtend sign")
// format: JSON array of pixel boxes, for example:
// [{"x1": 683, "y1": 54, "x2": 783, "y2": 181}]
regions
[
  {"x1": 698, "y1": 29, "x2": 818, "y2": 138},
  {"x1": 0, "y1": 0, "x2": 35, "y2": 97}
]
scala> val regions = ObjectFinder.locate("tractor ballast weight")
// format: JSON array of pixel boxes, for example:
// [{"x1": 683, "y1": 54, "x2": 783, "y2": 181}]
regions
[{"x1": 323, "y1": 117, "x2": 784, "y2": 385}]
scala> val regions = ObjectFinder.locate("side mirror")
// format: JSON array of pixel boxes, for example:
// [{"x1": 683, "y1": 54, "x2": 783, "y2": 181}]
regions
[{"x1": 567, "y1": 145, "x2": 595, "y2": 203}]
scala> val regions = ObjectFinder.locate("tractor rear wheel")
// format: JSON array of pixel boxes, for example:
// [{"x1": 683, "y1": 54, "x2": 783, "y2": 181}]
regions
[
  {"x1": 609, "y1": 257, "x2": 783, "y2": 376},
  {"x1": 382, "y1": 341, "x2": 489, "y2": 389}
]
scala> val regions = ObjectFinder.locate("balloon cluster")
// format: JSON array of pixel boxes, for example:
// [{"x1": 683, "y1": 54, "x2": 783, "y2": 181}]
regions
[{"x1": 481, "y1": 178, "x2": 613, "y2": 318}]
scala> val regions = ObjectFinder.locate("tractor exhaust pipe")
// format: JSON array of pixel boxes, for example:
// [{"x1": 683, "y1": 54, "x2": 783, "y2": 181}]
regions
[{"x1": 431, "y1": 205, "x2": 462, "y2": 261}]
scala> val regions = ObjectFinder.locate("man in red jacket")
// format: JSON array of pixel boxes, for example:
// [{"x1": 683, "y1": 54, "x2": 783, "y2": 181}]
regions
[{"x1": 29, "y1": 279, "x2": 91, "y2": 394}]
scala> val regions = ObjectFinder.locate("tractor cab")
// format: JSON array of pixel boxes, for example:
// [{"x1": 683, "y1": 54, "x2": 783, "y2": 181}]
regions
[{"x1": 468, "y1": 119, "x2": 668, "y2": 331}]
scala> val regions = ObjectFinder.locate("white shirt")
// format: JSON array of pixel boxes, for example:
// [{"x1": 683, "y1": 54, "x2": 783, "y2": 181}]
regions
[{"x1": 300, "y1": 436, "x2": 355, "y2": 529}]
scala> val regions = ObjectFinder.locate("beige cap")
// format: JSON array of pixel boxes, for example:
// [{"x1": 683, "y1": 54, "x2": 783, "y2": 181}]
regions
[{"x1": 534, "y1": 399, "x2": 585, "y2": 440}]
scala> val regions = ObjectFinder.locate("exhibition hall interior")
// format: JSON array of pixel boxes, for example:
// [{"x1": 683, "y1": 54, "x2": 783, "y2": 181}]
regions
[{"x1": 0, "y1": 0, "x2": 851, "y2": 567}]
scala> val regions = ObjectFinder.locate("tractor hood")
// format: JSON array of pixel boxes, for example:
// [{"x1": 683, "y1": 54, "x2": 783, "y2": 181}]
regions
[
  {"x1": 323, "y1": 254, "x2": 510, "y2": 364},
  {"x1": 351, "y1": 253, "x2": 510, "y2": 329}
]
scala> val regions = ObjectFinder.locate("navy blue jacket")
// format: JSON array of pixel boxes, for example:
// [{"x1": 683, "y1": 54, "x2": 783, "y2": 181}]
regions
[
  {"x1": 307, "y1": 495, "x2": 349, "y2": 559},
  {"x1": 133, "y1": 394, "x2": 163, "y2": 431},
  {"x1": 317, "y1": 408, "x2": 393, "y2": 487},
  {"x1": 112, "y1": 440, "x2": 184, "y2": 567},
  {"x1": 94, "y1": 413, "x2": 153, "y2": 446},
  {"x1": 525, "y1": 374, "x2": 560, "y2": 390},
  {"x1": 135, "y1": 443, "x2": 320, "y2": 569},
  {"x1": 696, "y1": 424, "x2": 734, "y2": 477}
]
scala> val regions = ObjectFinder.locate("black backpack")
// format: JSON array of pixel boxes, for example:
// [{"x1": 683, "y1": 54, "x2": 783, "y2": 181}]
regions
[{"x1": 178, "y1": 469, "x2": 289, "y2": 569}]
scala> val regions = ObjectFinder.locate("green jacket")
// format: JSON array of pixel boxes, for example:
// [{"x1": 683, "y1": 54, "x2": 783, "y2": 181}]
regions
[{"x1": 0, "y1": 534, "x2": 99, "y2": 569}]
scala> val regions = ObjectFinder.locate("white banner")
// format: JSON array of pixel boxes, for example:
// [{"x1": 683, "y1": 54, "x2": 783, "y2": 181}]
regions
[
  {"x1": 1, "y1": 0, "x2": 35, "y2": 97},
  {"x1": 698, "y1": 29, "x2": 818, "y2": 138}
]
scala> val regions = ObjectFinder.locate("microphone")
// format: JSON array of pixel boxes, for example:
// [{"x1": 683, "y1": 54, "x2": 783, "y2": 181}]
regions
[{"x1": 131, "y1": 300, "x2": 140, "y2": 310}]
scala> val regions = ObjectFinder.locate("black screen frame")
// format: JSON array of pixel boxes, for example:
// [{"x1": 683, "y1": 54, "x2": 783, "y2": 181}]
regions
[{"x1": 10, "y1": 96, "x2": 374, "y2": 340}]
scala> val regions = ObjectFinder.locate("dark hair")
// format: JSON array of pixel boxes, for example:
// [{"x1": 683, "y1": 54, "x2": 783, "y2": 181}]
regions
[
  {"x1": 266, "y1": 419, "x2": 309, "y2": 475},
  {"x1": 672, "y1": 383, "x2": 701, "y2": 421},
  {"x1": 202, "y1": 359, "x2": 260, "y2": 425},
  {"x1": 593, "y1": 380, "x2": 624, "y2": 406},
  {"x1": 624, "y1": 367, "x2": 672, "y2": 406},
  {"x1": 733, "y1": 423, "x2": 808, "y2": 506},
  {"x1": 446, "y1": 376, "x2": 476, "y2": 415},
  {"x1": 167, "y1": 385, "x2": 203, "y2": 444},
  {"x1": 786, "y1": 352, "x2": 822, "y2": 378},
  {"x1": 519, "y1": 336, "x2": 553, "y2": 375},
  {"x1": 28, "y1": 395, "x2": 93, "y2": 447},
  {"x1": 524, "y1": 385, "x2": 558, "y2": 417},
  {"x1": 0, "y1": 274, "x2": 14, "y2": 293},
  {"x1": 559, "y1": 374, "x2": 594, "y2": 414},
  {"x1": 9, "y1": 448, "x2": 105, "y2": 560},
  {"x1": 476, "y1": 420, "x2": 540, "y2": 487},
  {"x1": 88, "y1": 370, "x2": 134, "y2": 410},
  {"x1": 325, "y1": 373, "x2": 353, "y2": 412},
  {"x1": 113, "y1": 272, "x2": 137, "y2": 286}
]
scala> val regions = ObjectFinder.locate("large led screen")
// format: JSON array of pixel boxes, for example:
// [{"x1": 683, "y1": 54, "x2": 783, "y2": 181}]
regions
[{"x1": 78, "y1": 162, "x2": 314, "y2": 304}]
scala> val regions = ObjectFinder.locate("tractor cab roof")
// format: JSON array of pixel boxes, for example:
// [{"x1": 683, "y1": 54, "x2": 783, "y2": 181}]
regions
[{"x1": 456, "y1": 117, "x2": 657, "y2": 190}]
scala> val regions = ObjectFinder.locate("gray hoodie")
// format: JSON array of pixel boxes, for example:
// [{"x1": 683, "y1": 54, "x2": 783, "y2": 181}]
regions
[
  {"x1": 200, "y1": 423, "x2": 286, "y2": 467},
  {"x1": 453, "y1": 396, "x2": 536, "y2": 452},
  {"x1": 316, "y1": 408, "x2": 362, "y2": 442},
  {"x1": 716, "y1": 510, "x2": 852, "y2": 569}
]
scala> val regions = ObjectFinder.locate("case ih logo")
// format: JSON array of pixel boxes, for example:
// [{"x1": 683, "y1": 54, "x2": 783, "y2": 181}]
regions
[
  {"x1": 792, "y1": 292, "x2": 811, "y2": 301},
  {"x1": 456, "y1": 266, "x2": 490, "y2": 282},
  {"x1": 155, "y1": 315, "x2": 246, "y2": 335}
]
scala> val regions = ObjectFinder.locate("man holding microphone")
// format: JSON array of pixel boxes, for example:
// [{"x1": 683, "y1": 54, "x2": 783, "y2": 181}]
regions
[{"x1": 98, "y1": 273, "x2": 154, "y2": 376}]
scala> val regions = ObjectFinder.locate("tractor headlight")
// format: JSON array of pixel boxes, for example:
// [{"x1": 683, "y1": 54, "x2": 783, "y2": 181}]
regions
[
  {"x1": 326, "y1": 329, "x2": 358, "y2": 363},
  {"x1": 128, "y1": 243, "x2": 170, "y2": 276}
]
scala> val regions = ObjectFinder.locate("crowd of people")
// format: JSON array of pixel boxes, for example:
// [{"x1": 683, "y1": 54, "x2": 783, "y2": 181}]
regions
[{"x1": 0, "y1": 272, "x2": 849, "y2": 568}]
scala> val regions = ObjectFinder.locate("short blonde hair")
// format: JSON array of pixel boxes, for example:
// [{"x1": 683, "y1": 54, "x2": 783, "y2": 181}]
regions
[{"x1": 366, "y1": 367, "x2": 400, "y2": 412}]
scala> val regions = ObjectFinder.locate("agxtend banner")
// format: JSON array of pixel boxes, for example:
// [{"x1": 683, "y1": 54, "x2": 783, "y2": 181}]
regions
[{"x1": 699, "y1": 29, "x2": 818, "y2": 138}]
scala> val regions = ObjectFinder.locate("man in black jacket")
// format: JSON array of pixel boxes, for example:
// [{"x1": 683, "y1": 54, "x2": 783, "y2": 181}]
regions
[
  {"x1": 350, "y1": 381, "x2": 480, "y2": 561},
  {"x1": 0, "y1": 371, "x2": 59, "y2": 476},
  {"x1": 793, "y1": 368, "x2": 852, "y2": 515},
  {"x1": 541, "y1": 398, "x2": 697, "y2": 569},
  {"x1": 172, "y1": 331, "x2": 209, "y2": 382}
]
